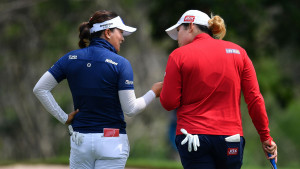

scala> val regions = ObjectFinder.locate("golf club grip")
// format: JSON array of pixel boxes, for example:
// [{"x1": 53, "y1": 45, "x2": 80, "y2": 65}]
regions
[{"x1": 268, "y1": 153, "x2": 277, "y2": 169}]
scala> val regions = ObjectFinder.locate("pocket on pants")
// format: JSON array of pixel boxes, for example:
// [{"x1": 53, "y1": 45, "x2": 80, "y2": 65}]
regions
[
  {"x1": 225, "y1": 136, "x2": 245, "y2": 168},
  {"x1": 98, "y1": 135, "x2": 129, "y2": 159}
]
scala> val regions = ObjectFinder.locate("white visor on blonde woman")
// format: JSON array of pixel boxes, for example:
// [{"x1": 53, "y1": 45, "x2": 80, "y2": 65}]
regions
[
  {"x1": 90, "y1": 16, "x2": 137, "y2": 36},
  {"x1": 165, "y1": 10, "x2": 210, "y2": 40}
]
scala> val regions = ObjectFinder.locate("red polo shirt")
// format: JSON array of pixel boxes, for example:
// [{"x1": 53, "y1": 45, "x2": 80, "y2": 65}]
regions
[{"x1": 160, "y1": 33, "x2": 271, "y2": 142}]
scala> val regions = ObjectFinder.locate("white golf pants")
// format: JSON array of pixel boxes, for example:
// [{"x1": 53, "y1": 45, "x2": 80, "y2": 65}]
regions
[{"x1": 69, "y1": 133, "x2": 130, "y2": 169}]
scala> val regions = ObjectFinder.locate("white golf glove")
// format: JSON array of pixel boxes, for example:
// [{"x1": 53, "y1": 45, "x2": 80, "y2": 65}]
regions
[
  {"x1": 68, "y1": 125, "x2": 84, "y2": 146},
  {"x1": 181, "y1": 128, "x2": 200, "y2": 152}
]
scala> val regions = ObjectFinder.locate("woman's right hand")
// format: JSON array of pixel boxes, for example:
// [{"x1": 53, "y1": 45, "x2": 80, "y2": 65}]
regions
[
  {"x1": 151, "y1": 82, "x2": 163, "y2": 97},
  {"x1": 262, "y1": 139, "x2": 277, "y2": 163}
]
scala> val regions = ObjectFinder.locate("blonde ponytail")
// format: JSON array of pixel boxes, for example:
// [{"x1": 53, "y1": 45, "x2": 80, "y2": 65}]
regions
[{"x1": 208, "y1": 14, "x2": 226, "y2": 40}]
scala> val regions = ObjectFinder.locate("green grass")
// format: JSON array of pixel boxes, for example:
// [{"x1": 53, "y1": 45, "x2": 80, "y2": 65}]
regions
[
  {"x1": 242, "y1": 167, "x2": 298, "y2": 169},
  {"x1": 126, "y1": 158, "x2": 182, "y2": 169},
  {"x1": 0, "y1": 156, "x2": 69, "y2": 166},
  {"x1": 0, "y1": 156, "x2": 299, "y2": 169},
  {"x1": 126, "y1": 158, "x2": 300, "y2": 169}
]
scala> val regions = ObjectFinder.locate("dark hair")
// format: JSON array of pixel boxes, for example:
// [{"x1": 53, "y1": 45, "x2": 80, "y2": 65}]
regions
[
  {"x1": 181, "y1": 23, "x2": 213, "y2": 37},
  {"x1": 78, "y1": 10, "x2": 118, "y2": 48}
]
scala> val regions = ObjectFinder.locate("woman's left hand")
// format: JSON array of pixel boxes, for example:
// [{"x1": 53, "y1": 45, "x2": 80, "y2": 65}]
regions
[{"x1": 65, "y1": 109, "x2": 79, "y2": 125}]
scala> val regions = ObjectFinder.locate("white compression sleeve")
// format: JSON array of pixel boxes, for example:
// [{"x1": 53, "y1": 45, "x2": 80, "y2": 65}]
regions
[
  {"x1": 33, "y1": 71, "x2": 68, "y2": 124},
  {"x1": 118, "y1": 90, "x2": 156, "y2": 117}
]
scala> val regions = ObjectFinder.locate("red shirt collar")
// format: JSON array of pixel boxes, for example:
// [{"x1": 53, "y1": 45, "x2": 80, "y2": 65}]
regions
[{"x1": 193, "y1": 33, "x2": 212, "y2": 41}]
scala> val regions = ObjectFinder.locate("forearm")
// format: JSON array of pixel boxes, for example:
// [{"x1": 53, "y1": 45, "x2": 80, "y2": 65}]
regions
[
  {"x1": 119, "y1": 90, "x2": 156, "y2": 117},
  {"x1": 33, "y1": 71, "x2": 68, "y2": 124},
  {"x1": 247, "y1": 96, "x2": 272, "y2": 142},
  {"x1": 242, "y1": 55, "x2": 271, "y2": 142}
]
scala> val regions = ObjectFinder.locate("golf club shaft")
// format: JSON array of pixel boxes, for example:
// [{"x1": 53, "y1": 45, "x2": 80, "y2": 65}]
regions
[{"x1": 268, "y1": 153, "x2": 277, "y2": 169}]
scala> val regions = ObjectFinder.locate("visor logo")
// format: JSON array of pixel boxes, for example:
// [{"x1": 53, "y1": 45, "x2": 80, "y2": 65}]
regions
[
  {"x1": 184, "y1": 16, "x2": 195, "y2": 22},
  {"x1": 100, "y1": 23, "x2": 113, "y2": 29}
]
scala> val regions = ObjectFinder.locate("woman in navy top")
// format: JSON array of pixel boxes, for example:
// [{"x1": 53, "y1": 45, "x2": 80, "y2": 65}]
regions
[{"x1": 33, "y1": 10, "x2": 162, "y2": 169}]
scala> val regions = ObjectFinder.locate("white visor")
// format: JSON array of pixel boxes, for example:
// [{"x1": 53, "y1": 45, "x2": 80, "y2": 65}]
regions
[
  {"x1": 90, "y1": 16, "x2": 137, "y2": 36},
  {"x1": 165, "y1": 24, "x2": 181, "y2": 41},
  {"x1": 165, "y1": 10, "x2": 210, "y2": 40}
]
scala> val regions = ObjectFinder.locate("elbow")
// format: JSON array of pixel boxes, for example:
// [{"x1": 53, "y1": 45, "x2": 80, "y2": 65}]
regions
[
  {"x1": 124, "y1": 104, "x2": 145, "y2": 117},
  {"x1": 33, "y1": 85, "x2": 46, "y2": 98},
  {"x1": 123, "y1": 106, "x2": 139, "y2": 117},
  {"x1": 247, "y1": 95, "x2": 264, "y2": 110},
  {"x1": 124, "y1": 106, "x2": 145, "y2": 117},
  {"x1": 124, "y1": 111, "x2": 135, "y2": 117},
  {"x1": 162, "y1": 104, "x2": 177, "y2": 111},
  {"x1": 160, "y1": 97, "x2": 178, "y2": 111},
  {"x1": 122, "y1": 97, "x2": 146, "y2": 117},
  {"x1": 33, "y1": 85, "x2": 39, "y2": 96}
]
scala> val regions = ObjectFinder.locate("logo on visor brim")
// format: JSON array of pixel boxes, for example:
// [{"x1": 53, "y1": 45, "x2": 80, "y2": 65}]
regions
[
  {"x1": 184, "y1": 16, "x2": 195, "y2": 22},
  {"x1": 100, "y1": 23, "x2": 113, "y2": 29}
]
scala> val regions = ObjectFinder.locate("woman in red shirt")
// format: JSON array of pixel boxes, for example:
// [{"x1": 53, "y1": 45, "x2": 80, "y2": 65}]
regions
[{"x1": 160, "y1": 10, "x2": 277, "y2": 169}]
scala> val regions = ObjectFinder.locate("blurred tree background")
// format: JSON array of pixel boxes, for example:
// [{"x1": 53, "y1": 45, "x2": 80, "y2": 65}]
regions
[{"x1": 0, "y1": 0, "x2": 299, "y2": 168}]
